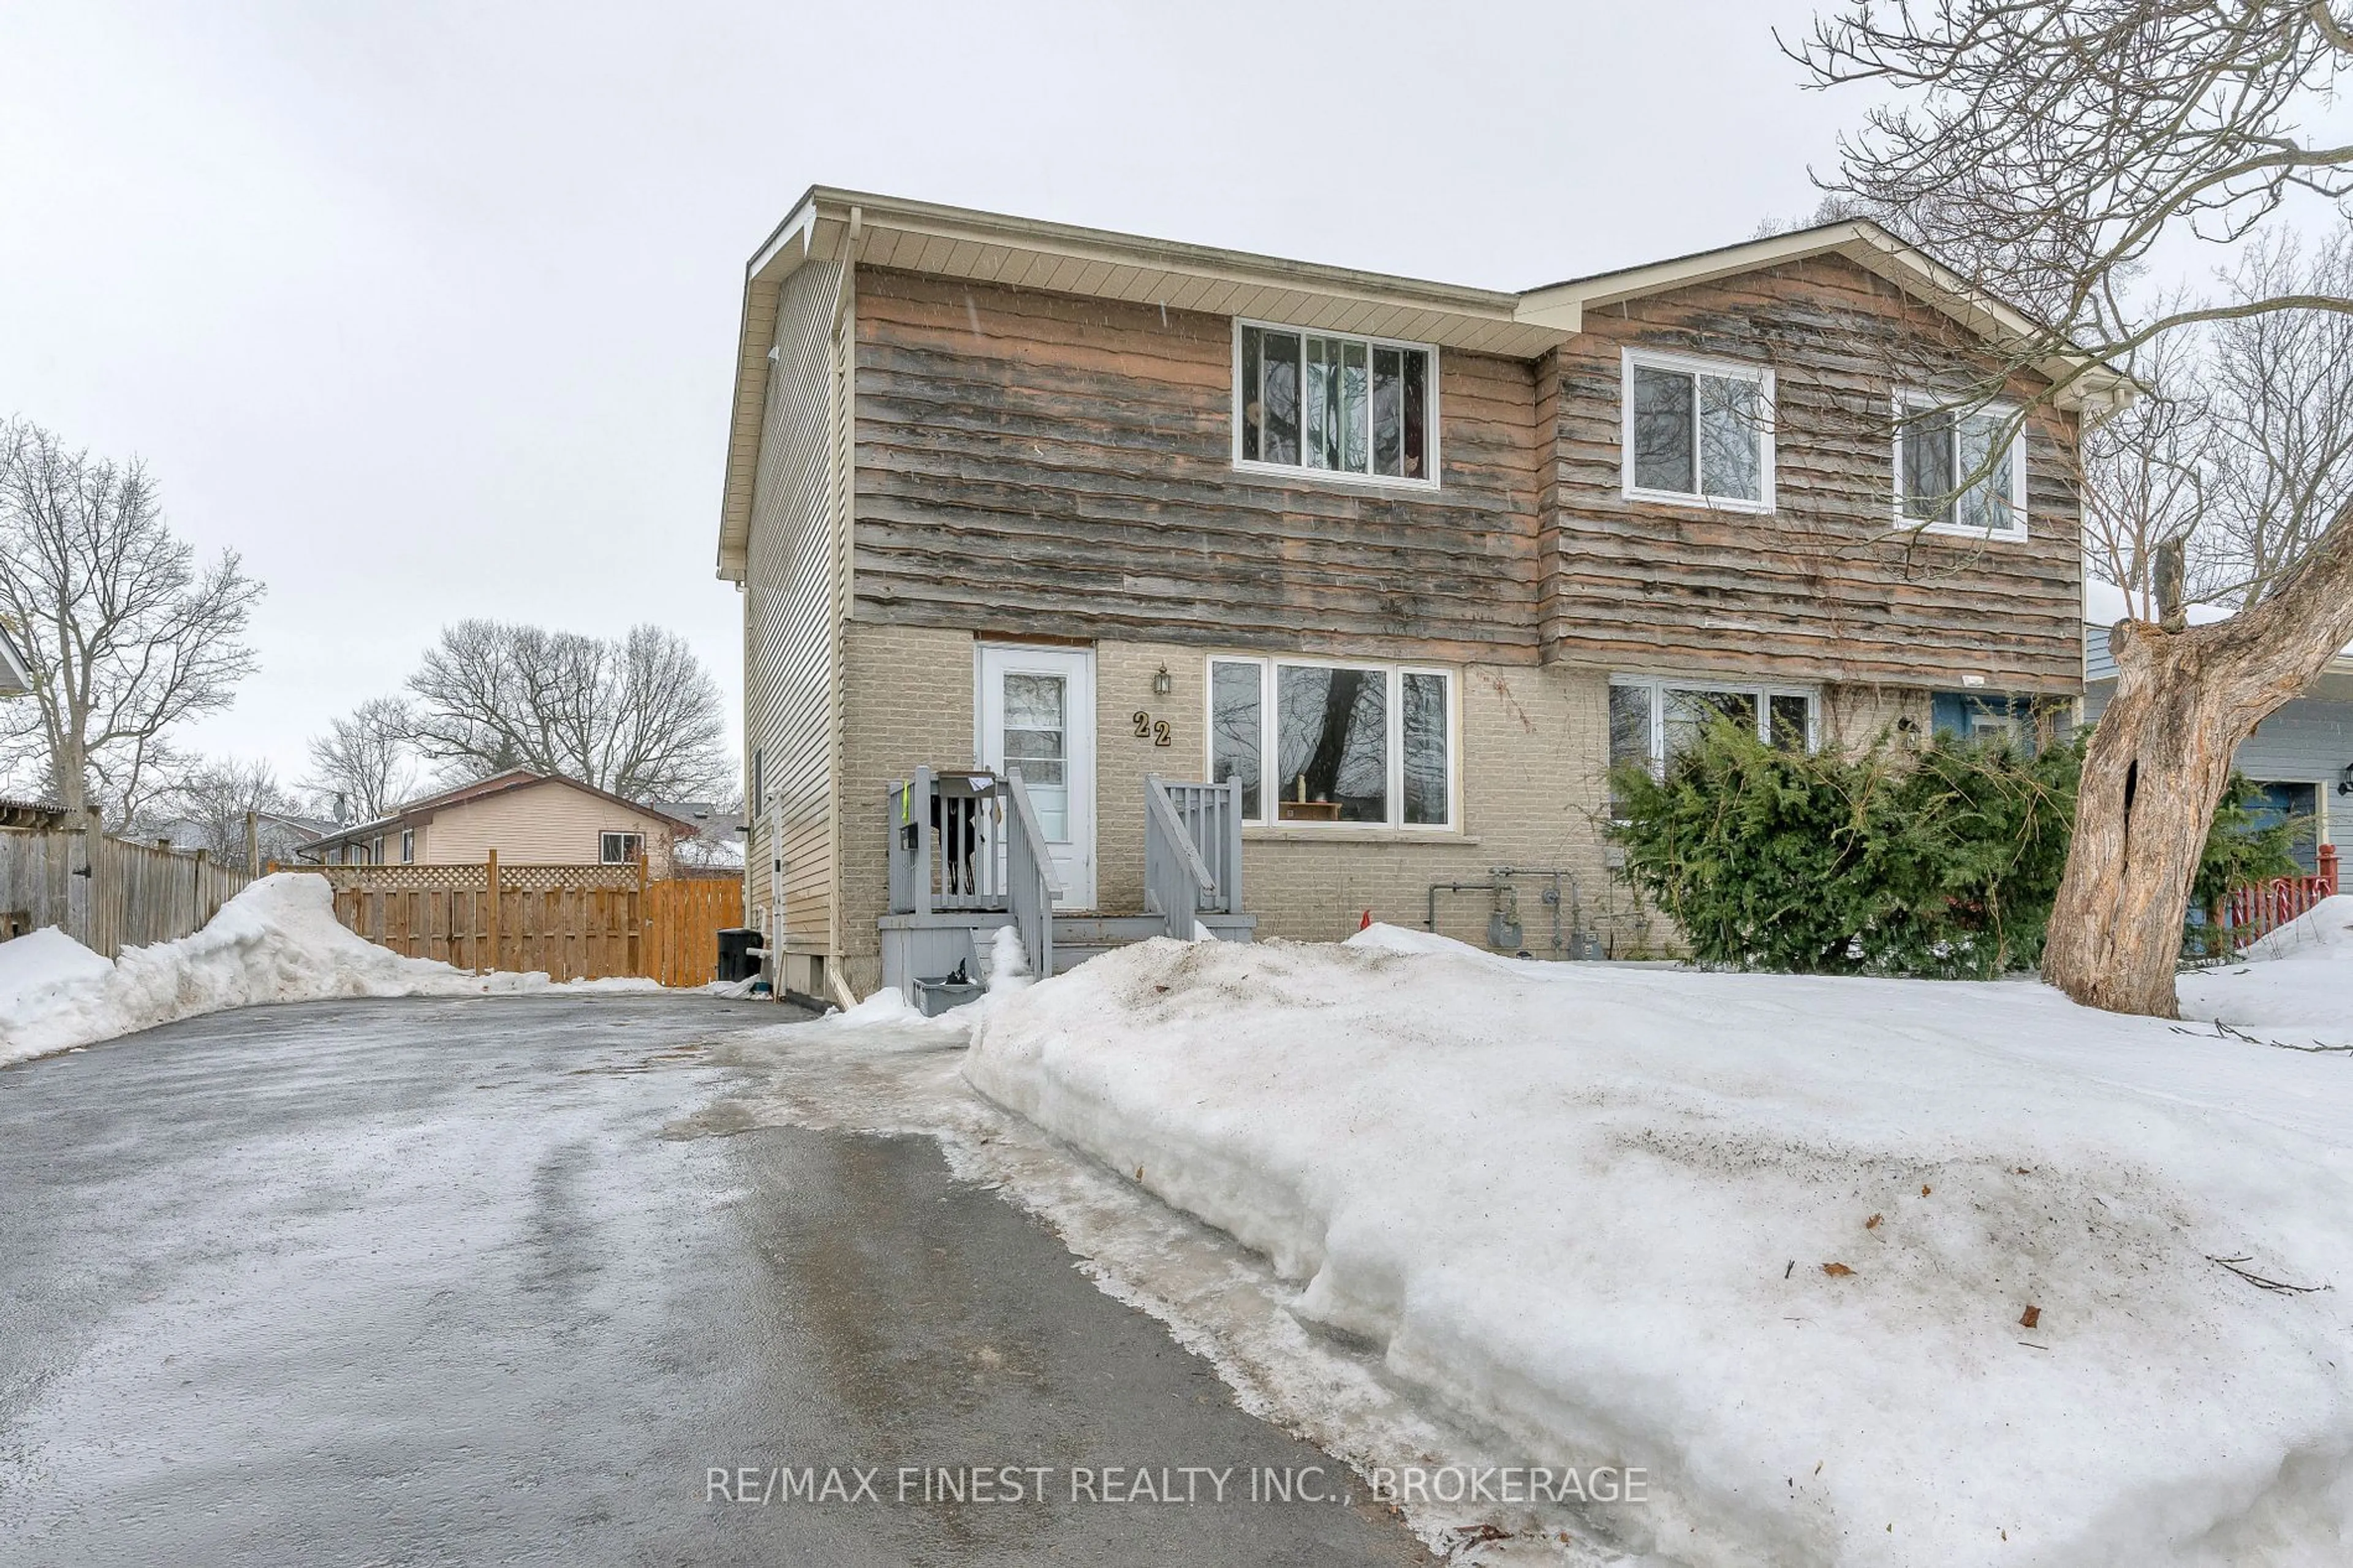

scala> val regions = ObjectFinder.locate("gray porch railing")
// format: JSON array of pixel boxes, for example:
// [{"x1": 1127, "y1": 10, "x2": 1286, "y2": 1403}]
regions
[
  {"x1": 1003, "y1": 770, "x2": 1059, "y2": 979},
  {"x1": 1149, "y1": 778, "x2": 1245, "y2": 914},
  {"x1": 887, "y1": 765, "x2": 1007, "y2": 915},
  {"x1": 1143, "y1": 776, "x2": 1243, "y2": 941},
  {"x1": 887, "y1": 767, "x2": 1237, "y2": 968}
]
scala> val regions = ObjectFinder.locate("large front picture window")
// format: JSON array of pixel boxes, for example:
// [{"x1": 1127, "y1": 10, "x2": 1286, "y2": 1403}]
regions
[
  {"x1": 1209, "y1": 657, "x2": 1453, "y2": 828},
  {"x1": 1237, "y1": 323, "x2": 1434, "y2": 484}
]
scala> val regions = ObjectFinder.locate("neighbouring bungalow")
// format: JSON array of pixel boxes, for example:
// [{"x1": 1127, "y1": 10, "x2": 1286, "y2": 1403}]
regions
[
  {"x1": 148, "y1": 808, "x2": 334, "y2": 866},
  {"x1": 300, "y1": 770, "x2": 691, "y2": 876},
  {"x1": 718, "y1": 188, "x2": 2131, "y2": 1007},
  {"x1": 2085, "y1": 581, "x2": 2353, "y2": 874},
  {"x1": 0, "y1": 621, "x2": 30, "y2": 699}
]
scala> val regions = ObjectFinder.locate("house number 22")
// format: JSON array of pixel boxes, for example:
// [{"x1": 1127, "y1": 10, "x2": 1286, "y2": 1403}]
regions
[{"x1": 1132, "y1": 711, "x2": 1171, "y2": 747}]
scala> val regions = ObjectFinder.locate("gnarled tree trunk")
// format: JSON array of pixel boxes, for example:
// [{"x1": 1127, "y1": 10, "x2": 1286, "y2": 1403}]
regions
[{"x1": 2044, "y1": 515, "x2": 2353, "y2": 1015}]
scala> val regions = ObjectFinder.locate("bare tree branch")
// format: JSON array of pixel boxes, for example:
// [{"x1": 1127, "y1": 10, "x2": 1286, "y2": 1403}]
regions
[
  {"x1": 400, "y1": 620, "x2": 729, "y2": 801},
  {"x1": 1793, "y1": 0, "x2": 2353, "y2": 1016},
  {"x1": 303, "y1": 695, "x2": 422, "y2": 822}
]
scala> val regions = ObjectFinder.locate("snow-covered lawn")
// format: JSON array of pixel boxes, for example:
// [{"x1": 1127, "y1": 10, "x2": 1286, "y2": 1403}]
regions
[
  {"x1": 960, "y1": 901, "x2": 2353, "y2": 1566},
  {"x1": 2178, "y1": 895, "x2": 2353, "y2": 1049},
  {"x1": 0, "y1": 873, "x2": 659, "y2": 1067}
]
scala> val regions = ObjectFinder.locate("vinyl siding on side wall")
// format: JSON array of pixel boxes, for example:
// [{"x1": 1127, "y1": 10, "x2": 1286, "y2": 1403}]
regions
[
  {"x1": 2084, "y1": 684, "x2": 2349, "y2": 850},
  {"x1": 742, "y1": 257, "x2": 849, "y2": 972}
]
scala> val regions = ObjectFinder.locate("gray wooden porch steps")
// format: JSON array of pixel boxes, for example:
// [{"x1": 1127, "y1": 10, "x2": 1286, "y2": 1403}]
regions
[{"x1": 1051, "y1": 911, "x2": 1256, "y2": 969}]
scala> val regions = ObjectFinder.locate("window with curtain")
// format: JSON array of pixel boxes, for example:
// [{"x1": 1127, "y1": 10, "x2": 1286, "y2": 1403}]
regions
[{"x1": 1238, "y1": 324, "x2": 1433, "y2": 483}]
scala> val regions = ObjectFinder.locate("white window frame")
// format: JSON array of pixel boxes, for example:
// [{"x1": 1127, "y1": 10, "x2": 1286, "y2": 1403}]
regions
[
  {"x1": 1205, "y1": 655, "x2": 1460, "y2": 831},
  {"x1": 1620, "y1": 347, "x2": 1776, "y2": 514},
  {"x1": 1231, "y1": 319, "x2": 1442, "y2": 492},
  {"x1": 399, "y1": 828, "x2": 414, "y2": 863},
  {"x1": 1609, "y1": 674, "x2": 1820, "y2": 776},
  {"x1": 600, "y1": 831, "x2": 643, "y2": 865},
  {"x1": 1893, "y1": 392, "x2": 2029, "y2": 542},
  {"x1": 369, "y1": 835, "x2": 384, "y2": 865}
]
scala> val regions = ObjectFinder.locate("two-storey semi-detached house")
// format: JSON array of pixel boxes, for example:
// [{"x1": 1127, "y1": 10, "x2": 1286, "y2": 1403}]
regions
[{"x1": 717, "y1": 189, "x2": 2130, "y2": 1007}]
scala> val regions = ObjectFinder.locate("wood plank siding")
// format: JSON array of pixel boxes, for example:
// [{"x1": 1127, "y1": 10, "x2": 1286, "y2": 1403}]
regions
[
  {"x1": 1547, "y1": 254, "x2": 2083, "y2": 691},
  {"x1": 849, "y1": 268, "x2": 1547, "y2": 665},
  {"x1": 743, "y1": 257, "x2": 849, "y2": 959}
]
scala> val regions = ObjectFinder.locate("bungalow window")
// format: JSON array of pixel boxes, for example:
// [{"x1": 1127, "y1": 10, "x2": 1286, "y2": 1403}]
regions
[
  {"x1": 1236, "y1": 322, "x2": 1434, "y2": 485},
  {"x1": 1623, "y1": 350, "x2": 1774, "y2": 510},
  {"x1": 1897, "y1": 395, "x2": 2026, "y2": 539},
  {"x1": 1609, "y1": 676, "x2": 1816, "y2": 808},
  {"x1": 600, "y1": 831, "x2": 643, "y2": 865},
  {"x1": 399, "y1": 829, "x2": 414, "y2": 863},
  {"x1": 1208, "y1": 657, "x2": 1453, "y2": 828},
  {"x1": 369, "y1": 835, "x2": 385, "y2": 864}
]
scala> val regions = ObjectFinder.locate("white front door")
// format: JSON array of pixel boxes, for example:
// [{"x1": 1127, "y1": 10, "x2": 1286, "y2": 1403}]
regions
[{"x1": 977, "y1": 644, "x2": 1096, "y2": 911}]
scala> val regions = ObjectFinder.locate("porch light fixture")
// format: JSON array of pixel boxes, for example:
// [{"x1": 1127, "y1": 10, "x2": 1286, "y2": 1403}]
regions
[
  {"x1": 1153, "y1": 664, "x2": 1172, "y2": 697},
  {"x1": 2338, "y1": 761, "x2": 2352, "y2": 797}
]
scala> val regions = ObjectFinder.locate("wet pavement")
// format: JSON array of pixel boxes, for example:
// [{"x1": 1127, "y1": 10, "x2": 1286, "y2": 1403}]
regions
[{"x1": 0, "y1": 996, "x2": 1427, "y2": 1566}]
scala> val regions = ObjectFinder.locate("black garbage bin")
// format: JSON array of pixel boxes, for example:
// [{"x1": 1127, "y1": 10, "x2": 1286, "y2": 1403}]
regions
[{"x1": 715, "y1": 928, "x2": 763, "y2": 983}]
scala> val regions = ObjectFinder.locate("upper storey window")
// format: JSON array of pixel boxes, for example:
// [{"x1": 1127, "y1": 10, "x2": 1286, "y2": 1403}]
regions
[
  {"x1": 1235, "y1": 322, "x2": 1436, "y2": 487},
  {"x1": 1896, "y1": 393, "x2": 2028, "y2": 540},
  {"x1": 1621, "y1": 349, "x2": 1775, "y2": 512}
]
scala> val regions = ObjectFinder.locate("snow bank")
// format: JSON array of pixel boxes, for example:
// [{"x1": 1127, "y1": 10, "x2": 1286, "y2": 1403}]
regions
[
  {"x1": 2178, "y1": 894, "x2": 2353, "y2": 1048},
  {"x1": 1, "y1": 873, "x2": 659, "y2": 1066},
  {"x1": 966, "y1": 928, "x2": 2353, "y2": 1566}
]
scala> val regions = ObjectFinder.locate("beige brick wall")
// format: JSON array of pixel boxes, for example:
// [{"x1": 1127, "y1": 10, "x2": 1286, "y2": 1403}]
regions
[
  {"x1": 823, "y1": 632, "x2": 1944, "y2": 993},
  {"x1": 835, "y1": 621, "x2": 979, "y2": 998},
  {"x1": 1822, "y1": 682, "x2": 1934, "y2": 752},
  {"x1": 1103, "y1": 642, "x2": 1656, "y2": 955}
]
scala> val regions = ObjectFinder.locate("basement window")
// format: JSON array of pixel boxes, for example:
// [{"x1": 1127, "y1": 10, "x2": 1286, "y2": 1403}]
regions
[{"x1": 1235, "y1": 322, "x2": 1436, "y2": 486}]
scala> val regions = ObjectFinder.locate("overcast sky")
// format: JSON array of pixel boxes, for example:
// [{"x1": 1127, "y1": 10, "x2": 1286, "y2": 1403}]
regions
[{"x1": 3, "y1": 0, "x2": 1859, "y2": 790}]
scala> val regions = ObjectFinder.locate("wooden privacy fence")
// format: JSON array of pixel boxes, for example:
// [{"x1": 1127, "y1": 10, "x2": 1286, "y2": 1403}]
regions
[
  {"x1": 0, "y1": 827, "x2": 252, "y2": 957},
  {"x1": 641, "y1": 874, "x2": 744, "y2": 988},
  {"x1": 299, "y1": 856, "x2": 741, "y2": 985}
]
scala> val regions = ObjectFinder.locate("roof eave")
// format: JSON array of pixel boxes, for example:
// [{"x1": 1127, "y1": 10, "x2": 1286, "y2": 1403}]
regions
[{"x1": 1521, "y1": 219, "x2": 2135, "y2": 413}]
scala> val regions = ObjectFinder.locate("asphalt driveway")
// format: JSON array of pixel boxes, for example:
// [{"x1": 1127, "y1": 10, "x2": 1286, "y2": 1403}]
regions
[{"x1": 0, "y1": 995, "x2": 1425, "y2": 1566}]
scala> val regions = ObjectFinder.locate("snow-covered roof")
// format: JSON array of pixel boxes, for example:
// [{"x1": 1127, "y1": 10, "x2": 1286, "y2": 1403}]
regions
[{"x1": 2083, "y1": 578, "x2": 2235, "y2": 631}]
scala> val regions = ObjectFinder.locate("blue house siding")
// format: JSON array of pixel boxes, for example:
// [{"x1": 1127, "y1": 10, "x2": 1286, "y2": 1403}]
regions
[{"x1": 2082, "y1": 684, "x2": 2349, "y2": 852}]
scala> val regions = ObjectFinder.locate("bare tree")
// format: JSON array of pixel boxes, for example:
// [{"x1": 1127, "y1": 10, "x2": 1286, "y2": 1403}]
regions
[
  {"x1": 403, "y1": 620, "x2": 729, "y2": 800},
  {"x1": 2079, "y1": 332, "x2": 2211, "y2": 612},
  {"x1": 2200, "y1": 225, "x2": 2353, "y2": 600},
  {"x1": 0, "y1": 419, "x2": 262, "y2": 826},
  {"x1": 1794, "y1": 2, "x2": 2353, "y2": 1017},
  {"x1": 304, "y1": 695, "x2": 420, "y2": 822}
]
